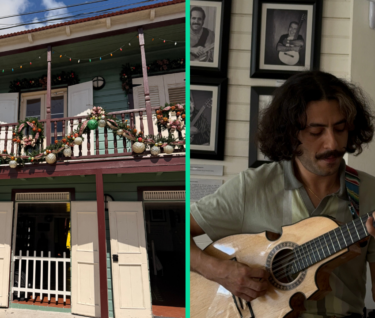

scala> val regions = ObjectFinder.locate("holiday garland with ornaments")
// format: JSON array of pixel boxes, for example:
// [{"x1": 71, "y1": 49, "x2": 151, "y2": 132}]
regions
[
  {"x1": 9, "y1": 71, "x2": 79, "y2": 92},
  {"x1": 1, "y1": 104, "x2": 185, "y2": 169}
]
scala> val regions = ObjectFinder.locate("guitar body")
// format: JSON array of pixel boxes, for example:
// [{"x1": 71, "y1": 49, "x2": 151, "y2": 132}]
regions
[
  {"x1": 278, "y1": 51, "x2": 300, "y2": 66},
  {"x1": 190, "y1": 216, "x2": 361, "y2": 318}
]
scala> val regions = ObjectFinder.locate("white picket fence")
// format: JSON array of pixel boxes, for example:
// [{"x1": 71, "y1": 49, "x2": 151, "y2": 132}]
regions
[{"x1": 12, "y1": 250, "x2": 71, "y2": 302}]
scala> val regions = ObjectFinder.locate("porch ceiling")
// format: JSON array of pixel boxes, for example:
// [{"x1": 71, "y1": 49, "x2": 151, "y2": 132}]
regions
[{"x1": 0, "y1": 23, "x2": 184, "y2": 75}]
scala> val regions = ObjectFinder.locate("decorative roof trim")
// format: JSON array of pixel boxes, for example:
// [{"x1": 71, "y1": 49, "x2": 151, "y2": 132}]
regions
[{"x1": 0, "y1": 0, "x2": 184, "y2": 40}]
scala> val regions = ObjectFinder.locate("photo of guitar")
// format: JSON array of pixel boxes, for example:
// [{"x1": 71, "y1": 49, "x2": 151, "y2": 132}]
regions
[
  {"x1": 191, "y1": 213, "x2": 373, "y2": 318},
  {"x1": 278, "y1": 14, "x2": 306, "y2": 66},
  {"x1": 191, "y1": 97, "x2": 212, "y2": 145},
  {"x1": 190, "y1": 43, "x2": 215, "y2": 62}
]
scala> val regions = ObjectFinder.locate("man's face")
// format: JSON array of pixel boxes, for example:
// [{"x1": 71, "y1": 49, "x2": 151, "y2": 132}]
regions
[
  {"x1": 296, "y1": 99, "x2": 349, "y2": 177},
  {"x1": 191, "y1": 10, "x2": 204, "y2": 31},
  {"x1": 288, "y1": 23, "x2": 298, "y2": 37}
]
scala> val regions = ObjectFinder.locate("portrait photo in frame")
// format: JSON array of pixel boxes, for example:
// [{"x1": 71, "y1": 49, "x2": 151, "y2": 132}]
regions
[
  {"x1": 190, "y1": 0, "x2": 232, "y2": 77},
  {"x1": 250, "y1": 0, "x2": 323, "y2": 79},
  {"x1": 191, "y1": 76, "x2": 228, "y2": 160},
  {"x1": 249, "y1": 86, "x2": 276, "y2": 168}
]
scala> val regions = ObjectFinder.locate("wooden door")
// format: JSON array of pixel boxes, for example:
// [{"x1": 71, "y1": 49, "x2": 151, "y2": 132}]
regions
[
  {"x1": 108, "y1": 202, "x2": 152, "y2": 318},
  {"x1": 0, "y1": 202, "x2": 13, "y2": 307},
  {"x1": 71, "y1": 202, "x2": 101, "y2": 317},
  {"x1": 0, "y1": 93, "x2": 19, "y2": 153}
]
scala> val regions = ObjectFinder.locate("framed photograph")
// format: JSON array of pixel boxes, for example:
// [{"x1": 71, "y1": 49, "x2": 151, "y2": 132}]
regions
[
  {"x1": 191, "y1": 76, "x2": 228, "y2": 160},
  {"x1": 250, "y1": 0, "x2": 323, "y2": 79},
  {"x1": 190, "y1": 0, "x2": 232, "y2": 77},
  {"x1": 249, "y1": 86, "x2": 276, "y2": 168}
]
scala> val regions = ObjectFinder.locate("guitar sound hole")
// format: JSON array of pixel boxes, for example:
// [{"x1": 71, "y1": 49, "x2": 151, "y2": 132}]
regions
[{"x1": 271, "y1": 248, "x2": 298, "y2": 284}]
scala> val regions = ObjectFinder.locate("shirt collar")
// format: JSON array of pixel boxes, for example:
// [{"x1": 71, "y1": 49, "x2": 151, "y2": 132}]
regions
[{"x1": 283, "y1": 159, "x2": 348, "y2": 200}]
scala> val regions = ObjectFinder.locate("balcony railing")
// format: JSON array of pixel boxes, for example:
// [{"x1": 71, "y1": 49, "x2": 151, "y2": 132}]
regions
[{"x1": 0, "y1": 107, "x2": 185, "y2": 163}]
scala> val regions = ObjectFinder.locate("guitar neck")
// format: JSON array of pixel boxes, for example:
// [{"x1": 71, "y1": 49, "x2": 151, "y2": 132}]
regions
[
  {"x1": 293, "y1": 16, "x2": 305, "y2": 40},
  {"x1": 291, "y1": 213, "x2": 371, "y2": 274}
]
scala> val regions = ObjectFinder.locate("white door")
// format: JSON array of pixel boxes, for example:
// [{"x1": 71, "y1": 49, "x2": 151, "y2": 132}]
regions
[
  {"x1": 68, "y1": 81, "x2": 93, "y2": 117},
  {"x1": 0, "y1": 93, "x2": 19, "y2": 153},
  {"x1": 71, "y1": 201, "x2": 101, "y2": 317},
  {"x1": 68, "y1": 82, "x2": 94, "y2": 156},
  {"x1": 108, "y1": 202, "x2": 152, "y2": 318},
  {"x1": 0, "y1": 202, "x2": 13, "y2": 307}
]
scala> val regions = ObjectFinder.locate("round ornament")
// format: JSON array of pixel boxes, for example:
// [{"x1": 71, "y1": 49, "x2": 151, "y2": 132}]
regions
[
  {"x1": 63, "y1": 148, "x2": 72, "y2": 157},
  {"x1": 164, "y1": 145, "x2": 174, "y2": 154},
  {"x1": 74, "y1": 137, "x2": 83, "y2": 146},
  {"x1": 132, "y1": 142, "x2": 145, "y2": 154},
  {"x1": 46, "y1": 153, "x2": 57, "y2": 164},
  {"x1": 9, "y1": 160, "x2": 17, "y2": 168},
  {"x1": 87, "y1": 119, "x2": 98, "y2": 130},
  {"x1": 150, "y1": 146, "x2": 161, "y2": 156},
  {"x1": 116, "y1": 129, "x2": 124, "y2": 136},
  {"x1": 98, "y1": 119, "x2": 106, "y2": 128}
]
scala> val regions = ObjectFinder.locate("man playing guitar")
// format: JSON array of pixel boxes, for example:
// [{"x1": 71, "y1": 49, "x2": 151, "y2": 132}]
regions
[
  {"x1": 191, "y1": 71, "x2": 375, "y2": 318},
  {"x1": 190, "y1": 6, "x2": 215, "y2": 63}
]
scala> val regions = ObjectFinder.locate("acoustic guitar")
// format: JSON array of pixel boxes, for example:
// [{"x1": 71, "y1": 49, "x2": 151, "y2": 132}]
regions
[
  {"x1": 191, "y1": 43, "x2": 215, "y2": 62},
  {"x1": 190, "y1": 98, "x2": 212, "y2": 144},
  {"x1": 191, "y1": 213, "x2": 373, "y2": 318},
  {"x1": 278, "y1": 14, "x2": 306, "y2": 66}
]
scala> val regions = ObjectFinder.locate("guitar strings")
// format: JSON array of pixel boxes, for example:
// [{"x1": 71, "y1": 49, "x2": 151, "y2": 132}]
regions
[
  {"x1": 271, "y1": 213, "x2": 368, "y2": 271},
  {"x1": 272, "y1": 216, "x2": 367, "y2": 278},
  {"x1": 269, "y1": 214, "x2": 369, "y2": 281}
]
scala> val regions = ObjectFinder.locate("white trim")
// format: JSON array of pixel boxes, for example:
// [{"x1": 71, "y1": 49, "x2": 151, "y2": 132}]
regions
[
  {"x1": 143, "y1": 190, "x2": 185, "y2": 201},
  {"x1": 0, "y1": 4, "x2": 184, "y2": 54}
]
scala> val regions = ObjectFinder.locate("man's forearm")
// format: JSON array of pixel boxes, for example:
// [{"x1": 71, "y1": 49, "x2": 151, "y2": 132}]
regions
[{"x1": 190, "y1": 237, "x2": 223, "y2": 281}]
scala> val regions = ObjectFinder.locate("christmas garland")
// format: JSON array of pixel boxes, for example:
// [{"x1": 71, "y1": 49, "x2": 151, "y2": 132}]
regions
[
  {"x1": 13, "y1": 118, "x2": 44, "y2": 148},
  {"x1": 9, "y1": 71, "x2": 79, "y2": 92},
  {"x1": 155, "y1": 103, "x2": 186, "y2": 132},
  {"x1": 1, "y1": 105, "x2": 185, "y2": 168},
  {"x1": 120, "y1": 58, "x2": 185, "y2": 95}
]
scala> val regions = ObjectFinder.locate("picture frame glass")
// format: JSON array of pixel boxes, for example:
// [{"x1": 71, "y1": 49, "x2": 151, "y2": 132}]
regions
[
  {"x1": 259, "y1": 3, "x2": 313, "y2": 71},
  {"x1": 256, "y1": 95, "x2": 273, "y2": 162},
  {"x1": 190, "y1": 85, "x2": 218, "y2": 151},
  {"x1": 190, "y1": 1, "x2": 222, "y2": 68}
]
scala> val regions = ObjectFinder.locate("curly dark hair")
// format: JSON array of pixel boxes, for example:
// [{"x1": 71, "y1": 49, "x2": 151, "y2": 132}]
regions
[{"x1": 257, "y1": 71, "x2": 374, "y2": 161}]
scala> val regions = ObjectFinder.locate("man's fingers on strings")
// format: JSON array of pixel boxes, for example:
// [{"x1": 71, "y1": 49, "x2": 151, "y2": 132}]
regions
[{"x1": 365, "y1": 214, "x2": 375, "y2": 237}]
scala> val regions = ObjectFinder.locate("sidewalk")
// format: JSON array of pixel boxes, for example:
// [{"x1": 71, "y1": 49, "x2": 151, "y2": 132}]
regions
[
  {"x1": 0, "y1": 308, "x2": 178, "y2": 318},
  {"x1": 0, "y1": 309, "x2": 75, "y2": 317}
]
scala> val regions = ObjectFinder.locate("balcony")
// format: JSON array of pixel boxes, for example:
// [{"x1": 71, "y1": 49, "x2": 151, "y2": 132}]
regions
[{"x1": 0, "y1": 106, "x2": 185, "y2": 165}]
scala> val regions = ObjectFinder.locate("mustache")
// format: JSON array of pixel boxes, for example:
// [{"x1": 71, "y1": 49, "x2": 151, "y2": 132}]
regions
[
  {"x1": 315, "y1": 149, "x2": 346, "y2": 160},
  {"x1": 192, "y1": 23, "x2": 201, "y2": 25}
]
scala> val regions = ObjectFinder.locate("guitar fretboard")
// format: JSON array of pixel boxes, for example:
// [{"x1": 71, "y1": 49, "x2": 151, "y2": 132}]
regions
[{"x1": 290, "y1": 213, "x2": 370, "y2": 274}]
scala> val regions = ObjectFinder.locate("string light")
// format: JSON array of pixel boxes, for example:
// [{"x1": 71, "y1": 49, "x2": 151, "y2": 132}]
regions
[{"x1": 0, "y1": 35, "x2": 184, "y2": 73}]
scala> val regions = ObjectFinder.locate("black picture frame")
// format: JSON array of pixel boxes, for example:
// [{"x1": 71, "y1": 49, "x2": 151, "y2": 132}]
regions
[
  {"x1": 190, "y1": 0, "x2": 232, "y2": 77},
  {"x1": 249, "y1": 86, "x2": 276, "y2": 168},
  {"x1": 191, "y1": 76, "x2": 228, "y2": 160},
  {"x1": 250, "y1": 0, "x2": 323, "y2": 79}
]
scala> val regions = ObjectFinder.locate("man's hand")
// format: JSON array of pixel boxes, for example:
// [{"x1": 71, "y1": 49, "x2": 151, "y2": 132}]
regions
[
  {"x1": 366, "y1": 212, "x2": 375, "y2": 238},
  {"x1": 213, "y1": 259, "x2": 269, "y2": 302},
  {"x1": 191, "y1": 46, "x2": 205, "y2": 56}
]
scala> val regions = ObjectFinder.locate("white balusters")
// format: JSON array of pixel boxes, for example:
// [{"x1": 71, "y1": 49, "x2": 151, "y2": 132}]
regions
[{"x1": 12, "y1": 250, "x2": 71, "y2": 304}]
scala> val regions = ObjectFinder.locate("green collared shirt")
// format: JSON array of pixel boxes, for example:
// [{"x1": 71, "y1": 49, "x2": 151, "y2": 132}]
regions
[{"x1": 191, "y1": 160, "x2": 375, "y2": 317}]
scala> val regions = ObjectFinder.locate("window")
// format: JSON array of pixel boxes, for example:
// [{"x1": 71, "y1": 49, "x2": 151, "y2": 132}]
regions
[{"x1": 21, "y1": 89, "x2": 68, "y2": 143}]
